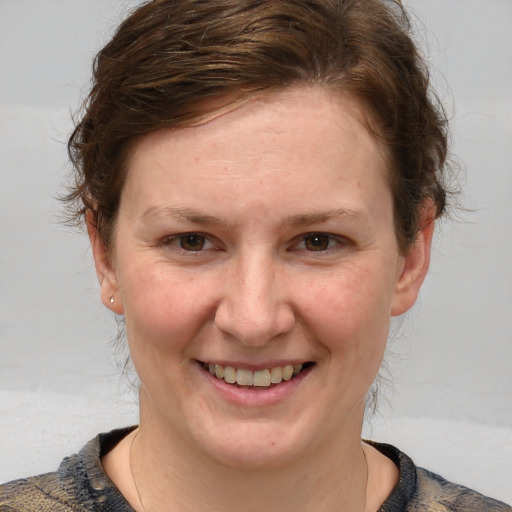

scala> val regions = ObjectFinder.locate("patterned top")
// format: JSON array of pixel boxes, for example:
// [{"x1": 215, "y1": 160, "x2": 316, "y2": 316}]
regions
[{"x1": 1, "y1": 427, "x2": 510, "y2": 511}]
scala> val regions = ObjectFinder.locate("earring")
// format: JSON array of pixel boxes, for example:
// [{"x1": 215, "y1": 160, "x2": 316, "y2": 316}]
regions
[{"x1": 110, "y1": 297, "x2": 115, "y2": 304}]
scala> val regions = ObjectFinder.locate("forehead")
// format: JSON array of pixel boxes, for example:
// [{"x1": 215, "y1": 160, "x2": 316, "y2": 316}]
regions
[
  {"x1": 127, "y1": 86, "x2": 386, "y2": 170},
  {"x1": 121, "y1": 86, "x2": 392, "y2": 224}
]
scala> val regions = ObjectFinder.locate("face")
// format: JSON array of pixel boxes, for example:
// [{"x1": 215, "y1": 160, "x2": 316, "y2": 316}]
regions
[{"x1": 92, "y1": 87, "x2": 431, "y2": 469}]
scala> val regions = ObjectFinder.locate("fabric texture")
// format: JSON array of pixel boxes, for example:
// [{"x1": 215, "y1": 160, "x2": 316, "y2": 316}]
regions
[{"x1": 1, "y1": 427, "x2": 510, "y2": 511}]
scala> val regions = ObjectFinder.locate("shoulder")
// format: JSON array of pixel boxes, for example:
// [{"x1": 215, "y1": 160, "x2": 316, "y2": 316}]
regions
[
  {"x1": 413, "y1": 467, "x2": 512, "y2": 512},
  {"x1": 367, "y1": 441, "x2": 511, "y2": 512},
  {"x1": 0, "y1": 427, "x2": 136, "y2": 512},
  {"x1": 0, "y1": 471, "x2": 79, "y2": 512}
]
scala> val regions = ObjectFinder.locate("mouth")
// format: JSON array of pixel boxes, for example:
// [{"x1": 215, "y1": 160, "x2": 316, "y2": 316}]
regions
[{"x1": 198, "y1": 361, "x2": 314, "y2": 388}]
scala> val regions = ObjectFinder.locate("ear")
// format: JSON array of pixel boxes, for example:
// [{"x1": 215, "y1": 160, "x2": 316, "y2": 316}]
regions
[
  {"x1": 391, "y1": 201, "x2": 436, "y2": 317},
  {"x1": 86, "y1": 210, "x2": 124, "y2": 314}
]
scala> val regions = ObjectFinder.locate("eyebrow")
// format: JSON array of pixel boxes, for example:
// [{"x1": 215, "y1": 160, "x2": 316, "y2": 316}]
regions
[
  {"x1": 287, "y1": 208, "x2": 368, "y2": 226},
  {"x1": 141, "y1": 206, "x2": 368, "y2": 228},
  {"x1": 141, "y1": 206, "x2": 234, "y2": 229}
]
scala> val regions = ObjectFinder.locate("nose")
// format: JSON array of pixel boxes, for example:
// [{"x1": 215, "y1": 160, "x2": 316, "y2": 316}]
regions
[{"x1": 214, "y1": 251, "x2": 295, "y2": 347}]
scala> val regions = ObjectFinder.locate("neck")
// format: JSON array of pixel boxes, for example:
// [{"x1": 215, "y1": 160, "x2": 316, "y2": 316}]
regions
[{"x1": 129, "y1": 408, "x2": 369, "y2": 512}]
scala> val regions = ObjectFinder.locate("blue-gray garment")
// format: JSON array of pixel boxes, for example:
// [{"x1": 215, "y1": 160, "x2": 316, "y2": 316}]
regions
[{"x1": 1, "y1": 427, "x2": 510, "y2": 511}]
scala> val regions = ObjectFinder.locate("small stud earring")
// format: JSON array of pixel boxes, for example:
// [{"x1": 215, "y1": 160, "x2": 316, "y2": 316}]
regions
[{"x1": 110, "y1": 297, "x2": 115, "y2": 304}]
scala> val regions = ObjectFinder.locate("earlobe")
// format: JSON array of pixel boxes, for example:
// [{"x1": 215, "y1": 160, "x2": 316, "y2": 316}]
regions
[
  {"x1": 391, "y1": 201, "x2": 436, "y2": 317},
  {"x1": 86, "y1": 210, "x2": 124, "y2": 314}
]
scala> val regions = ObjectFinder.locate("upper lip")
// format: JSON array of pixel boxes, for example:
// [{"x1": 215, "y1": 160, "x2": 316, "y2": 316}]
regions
[{"x1": 196, "y1": 359, "x2": 314, "y2": 371}]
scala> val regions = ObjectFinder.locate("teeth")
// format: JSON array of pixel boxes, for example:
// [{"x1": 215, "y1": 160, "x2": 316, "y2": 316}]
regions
[
  {"x1": 270, "y1": 366, "x2": 282, "y2": 383},
  {"x1": 282, "y1": 365, "x2": 294, "y2": 381},
  {"x1": 224, "y1": 366, "x2": 236, "y2": 384},
  {"x1": 214, "y1": 364, "x2": 224, "y2": 379},
  {"x1": 236, "y1": 369, "x2": 253, "y2": 386},
  {"x1": 253, "y1": 369, "x2": 271, "y2": 387},
  {"x1": 205, "y1": 362, "x2": 305, "y2": 387}
]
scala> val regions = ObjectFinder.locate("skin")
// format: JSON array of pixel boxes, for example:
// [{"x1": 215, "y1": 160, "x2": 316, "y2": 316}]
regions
[{"x1": 91, "y1": 86, "x2": 434, "y2": 511}]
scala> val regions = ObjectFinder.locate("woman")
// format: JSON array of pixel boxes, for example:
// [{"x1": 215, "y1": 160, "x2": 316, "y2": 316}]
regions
[{"x1": 1, "y1": 0, "x2": 510, "y2": 510}]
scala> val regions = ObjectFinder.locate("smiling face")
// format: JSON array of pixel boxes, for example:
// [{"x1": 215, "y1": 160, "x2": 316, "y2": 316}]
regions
[{"x1": 91, "y1": 86, "x2": 432, "y2": 469}]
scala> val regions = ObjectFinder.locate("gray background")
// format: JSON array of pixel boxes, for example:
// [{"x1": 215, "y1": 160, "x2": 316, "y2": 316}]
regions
[{"x1": 1, "y1": 0, "x2": 511, "y2": 503}]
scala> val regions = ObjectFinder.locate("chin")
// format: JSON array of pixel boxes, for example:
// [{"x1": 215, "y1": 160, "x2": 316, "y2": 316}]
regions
[{"x1": 192, "y1": 420, "x2": 313, "y2": 471}]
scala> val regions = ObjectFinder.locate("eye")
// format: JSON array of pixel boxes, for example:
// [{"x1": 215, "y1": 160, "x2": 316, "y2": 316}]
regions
[
  {"x1": 162, "y1": 233, "x2": 216, "y2": 252},
  {"x1": 179, "y1": 234, "x2": 207, "y2": 251},
  {"x1": 301, "y1": 233, "x2": 338, "y2": 251}
]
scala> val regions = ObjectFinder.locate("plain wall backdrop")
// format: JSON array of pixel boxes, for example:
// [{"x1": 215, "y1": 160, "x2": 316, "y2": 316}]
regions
[{"x1": 1, "y1": 0, "x2": 511, "y2": 503}]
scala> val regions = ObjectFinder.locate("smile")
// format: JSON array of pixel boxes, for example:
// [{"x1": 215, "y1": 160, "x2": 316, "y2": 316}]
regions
[{"x1": 200, "y1": 362, "x2": 313, "y2": 387}]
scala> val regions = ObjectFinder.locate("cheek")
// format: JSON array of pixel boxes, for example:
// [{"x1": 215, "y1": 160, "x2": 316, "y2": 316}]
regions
[
  {"x1": 120, "y1": 265, "x2": 217, "y2": 354},
  {"x1": 301, "y1": 264, "x2": 393, "y2": 362}
]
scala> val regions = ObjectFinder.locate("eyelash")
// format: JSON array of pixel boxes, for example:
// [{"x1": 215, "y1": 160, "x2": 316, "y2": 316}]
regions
[
  {"x1": 161, "y1": 232, "x2": 348, "y2": 255},
  {"x1": 161, "y1": 233, "x2": 218, "y2": 253},
  {"x1": 293, "y1": 232, "x2": 346, "y2": 253}
]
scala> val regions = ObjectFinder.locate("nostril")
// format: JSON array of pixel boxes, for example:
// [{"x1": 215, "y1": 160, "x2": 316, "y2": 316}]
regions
[{"x1": 214, "y1": 300, "x2": 295, "y2": 347}]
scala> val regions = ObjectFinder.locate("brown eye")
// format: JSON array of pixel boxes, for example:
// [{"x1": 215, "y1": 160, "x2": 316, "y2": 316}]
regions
[
  {"x1": 179, "y1": 234, "x2": 206, "y2": 251},
  {"x1": 303, "y1": 233, "x2": 331, "y2": 251}
]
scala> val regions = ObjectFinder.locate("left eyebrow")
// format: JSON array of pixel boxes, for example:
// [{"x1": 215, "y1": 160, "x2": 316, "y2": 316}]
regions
[{"x1": 286, "y1": 208, "x2": 369, "y2": 227}]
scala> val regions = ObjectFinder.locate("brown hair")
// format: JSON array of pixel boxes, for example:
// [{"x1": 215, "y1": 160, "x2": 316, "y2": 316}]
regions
[{"x1": 66, "y1": 0, "x2": 450, "y2": 252}]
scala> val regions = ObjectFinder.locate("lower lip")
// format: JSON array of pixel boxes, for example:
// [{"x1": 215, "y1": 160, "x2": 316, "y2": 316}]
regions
[{"x1": 195, "y1": 362, "x2": 313, "y2": 407}]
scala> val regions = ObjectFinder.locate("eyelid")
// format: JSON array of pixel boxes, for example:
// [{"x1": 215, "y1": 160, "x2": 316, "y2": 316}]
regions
[
  {"x1": 159, "y1": 231, "x2": 351, "y2": 255},
  {"x1": 290, "y1": 232, "x2": 350, "y2": 252},
  {"x1": 161, "y1": 232, "x2": 219, "y2": 252}
]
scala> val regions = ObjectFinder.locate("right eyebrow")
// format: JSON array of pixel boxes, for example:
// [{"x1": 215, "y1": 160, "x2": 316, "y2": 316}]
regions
[{"x1": 140, "y1": 206, "x2": 234, "y2": 230}]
